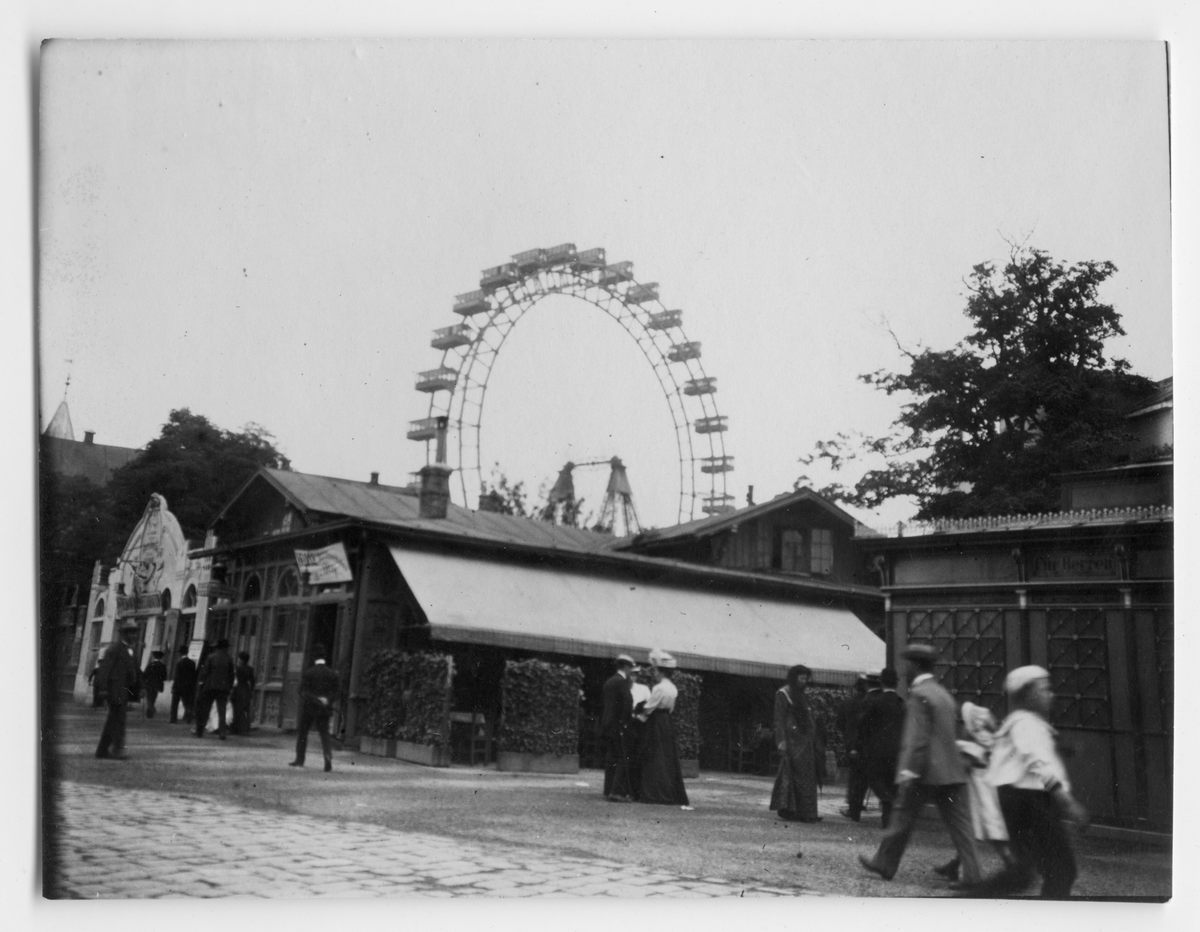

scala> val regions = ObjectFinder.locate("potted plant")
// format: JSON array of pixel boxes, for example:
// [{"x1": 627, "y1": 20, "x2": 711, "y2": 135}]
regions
[
  {"x1": 497, "y1": 659, "x2": 582, "y2": 774},
  {"x1": 360, "y1": 650, "x2": 453, "y2": 767}
]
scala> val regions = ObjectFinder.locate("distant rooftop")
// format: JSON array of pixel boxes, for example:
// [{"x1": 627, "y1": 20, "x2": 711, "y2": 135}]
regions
[{"x1": 856, "y1": 503, "x2": 1173, "y2": 539}]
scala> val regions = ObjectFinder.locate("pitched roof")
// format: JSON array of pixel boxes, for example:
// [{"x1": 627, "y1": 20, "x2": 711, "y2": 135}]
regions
[
  {"x1": 615, "y1": 486, "x2": 861, "y2": 550},
  {"x1": 1127, "y1": 376, "x2": 1173, "y2": 418},
  {"x1": 227, "y1": 468, "x2": 620, "y2": 554},
  {"x1": 40, "y1": 435, "x2": 140, "y2": 486}
]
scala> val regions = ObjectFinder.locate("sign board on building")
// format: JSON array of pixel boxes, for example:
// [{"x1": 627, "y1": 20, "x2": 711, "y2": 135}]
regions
[
  {"x1": 1030, "y1": 551, "x2": 1118, "y2": 579},
  {"x1": 295, "y1": 542, "x2": 353, "y2": 585},
  {"x1": 115, "y1": 591, "x2": 163, "y2": 615}
]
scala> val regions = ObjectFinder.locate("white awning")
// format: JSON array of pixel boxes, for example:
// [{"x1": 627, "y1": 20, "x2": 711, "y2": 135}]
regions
[{"x1": 389, "y1": 546, "x2": 884, "y2": 682}]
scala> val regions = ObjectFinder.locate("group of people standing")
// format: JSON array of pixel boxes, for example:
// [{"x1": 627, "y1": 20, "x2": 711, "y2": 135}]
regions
[
  {"x1": 92, "y1": 626, "x2": 259, "y2": 760},
  {"x1": 851, "y1": 642, "x2": 1089, "y2": 899},
  {"x1": 600, "y1": 649, "x2": 690, "y2": 807}
]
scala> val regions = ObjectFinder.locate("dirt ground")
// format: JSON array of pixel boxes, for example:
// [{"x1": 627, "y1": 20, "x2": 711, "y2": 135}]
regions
[{"x1": 46, "y1": 703, "x2": 1172, "y2": 900}]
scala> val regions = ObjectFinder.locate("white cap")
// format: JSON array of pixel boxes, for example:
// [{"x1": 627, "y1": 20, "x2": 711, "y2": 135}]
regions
[{"x1": 1004, "y1": 665, "x2": 1050, "y2": 696}]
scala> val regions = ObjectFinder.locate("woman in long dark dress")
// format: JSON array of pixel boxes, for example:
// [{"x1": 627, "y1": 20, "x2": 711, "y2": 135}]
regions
[
  {"x1": 770, "y1": 664, "x2": 821, "y2": 822},
  {"x1": 231, "y1": 651, "x2": 256, "y2": 735},
  {"x1": 637, "y1": 651, "x2": 690, "y2": 806}
]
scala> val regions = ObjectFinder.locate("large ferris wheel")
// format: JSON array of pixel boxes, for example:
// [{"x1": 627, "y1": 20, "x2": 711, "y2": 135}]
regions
[{"x1": 407, "y1": 244, "x2": 734, "y2": 525}]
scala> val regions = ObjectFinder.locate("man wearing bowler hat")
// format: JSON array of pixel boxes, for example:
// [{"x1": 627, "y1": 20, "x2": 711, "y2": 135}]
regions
[
  {"x1": 600, "y1": 654, "x2": 637, "y2": 801},
  {"x1": 94, "y1": 621, "x2": 142, "y2": 759},
  {"x1": 859, "y1": 643, "x2": 982, "y2": 888}
]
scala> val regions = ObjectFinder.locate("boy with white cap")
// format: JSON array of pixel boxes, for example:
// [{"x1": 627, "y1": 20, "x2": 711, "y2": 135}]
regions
[{"x1": 981, "y1": 665, "x2": 1088, "y2": 898}]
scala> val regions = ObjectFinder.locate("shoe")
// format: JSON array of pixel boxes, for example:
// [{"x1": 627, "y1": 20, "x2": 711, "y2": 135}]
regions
[
  {"x1": 219, "y1": 735, "x2": 226, "y2": 741},
  {"x1": 934, "y1": 859, "x2": 960, "y2": 880},
  {"x1": 111, "y1": 752, "x2": 129, "y2": 761},
  {"x1": 608, "y1": 795, "x2": 631, "y2": 803},
  {"x1": 324, "y1": 760, "x2": 332, "y2": 772},
  {"x1": 839, "y1": 807, "x2": 861, "y2": 822},
  {"x1": 289, "y1": 761, "x2": 303, "y2": 768},
  {"x1": 94, "y1": 751, "x2": 109, "y2": 759},
  {"x1": 859, "y1": 854, "x2": 894, "y2": 881},
  {"x1": 949, "y1": 880, "x2": 982, "y2": 893}
]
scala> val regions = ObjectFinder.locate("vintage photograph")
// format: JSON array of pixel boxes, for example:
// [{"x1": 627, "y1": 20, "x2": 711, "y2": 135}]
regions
[{"x1": 37, "y1": 38, "x2": 1172, "y2": 902}]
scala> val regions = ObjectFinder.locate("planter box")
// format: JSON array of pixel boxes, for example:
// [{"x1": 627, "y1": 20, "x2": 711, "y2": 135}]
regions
[
  {"x1": 496, "y1": 751, "x2": 579, "y2": 774},
  {"x1": 680, "y1": 758, "x2": 700, "y2": 779},
  {"x1": 395, "y1": 740, "x2": 452, "y2": 768},
  {"x1": 359, "y1": 736, "x2": 396, "y2": 758}
]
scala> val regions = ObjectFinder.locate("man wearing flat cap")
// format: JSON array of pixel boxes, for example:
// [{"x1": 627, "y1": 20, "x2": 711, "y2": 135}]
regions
[
  {"x1": 94, "y1": 621, "x2": 143, "y2": 759},
  {"x1": 600, "y1": 654, "x2": 636, "y2": 801},
  {"x1": 860, "y1": 643, "x2": 982, "y2": 887}
]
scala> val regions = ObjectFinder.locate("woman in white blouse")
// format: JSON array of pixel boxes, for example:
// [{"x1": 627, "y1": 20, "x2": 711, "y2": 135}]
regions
[{"x1": 636, "y1": 650, "x2": 689, "y2": 806}]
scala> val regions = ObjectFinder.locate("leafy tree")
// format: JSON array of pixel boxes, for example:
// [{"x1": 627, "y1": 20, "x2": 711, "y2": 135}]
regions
[
  {"x1": 800, "y1": 248, "x2": 1158, "y2": 519},
  {"x1": 478, "y1": 467, "x2": 531, "y2": 518},
  {"x1": 105, "y1": 408, "x2": 287, "y2": 546}
]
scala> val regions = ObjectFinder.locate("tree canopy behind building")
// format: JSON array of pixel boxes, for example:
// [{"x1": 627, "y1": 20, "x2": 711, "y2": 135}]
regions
[
  {"x1": 800, "y1": 248, "x2": 1159, "y2": 519},
  {"x1": 105, "y1": 408, "x2": 287, "y2": 545}
]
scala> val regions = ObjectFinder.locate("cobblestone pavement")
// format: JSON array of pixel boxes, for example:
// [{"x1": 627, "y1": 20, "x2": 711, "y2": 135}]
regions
[{"x1": 52, "y1": 781, "x2": 811, "y2": 899}]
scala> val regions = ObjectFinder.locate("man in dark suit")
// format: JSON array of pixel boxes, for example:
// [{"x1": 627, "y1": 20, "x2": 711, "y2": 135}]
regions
[
  {"x1": 95, "y1": 621, "x2": 142, "y2": 759},
  {"x1": 860, "y1": 643, "x2": 982, "y2": 888},
  {"x1": 195, "y1": 638, "x2": 235, "y2": 739},
  {"x1": 837, "y1": 675, "x2": 871, "y2": 817},
  {"x1": 170, "y1": 644, "x2": 198, "y2": 724},
  {"x1": 843, "y1": 667, "x2": 906, "y2": 826},
  {"x1": 289, "y1": 644, "x2": 340, "y2": 772},
  {"x1": 142, "y1": 650, "x2": 168, "y2": 718},
  {"x1": 600, "y1": 654, "x2": 636, "y2": 801}
]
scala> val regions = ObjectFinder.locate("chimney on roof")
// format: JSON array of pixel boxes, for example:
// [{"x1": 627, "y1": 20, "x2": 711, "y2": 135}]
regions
[
  {"x1": 746, "y1": 485, "x2": 754, "y2": 506},
  {"x1": 370, "y1": 472, "x2": 379, "y2": 486},
  {"x1": 84, "y1": 430, "x2": 95, "y2": 445},
  {"x1": 418, "y1": 417, "x2": 452, "y2": 519}
]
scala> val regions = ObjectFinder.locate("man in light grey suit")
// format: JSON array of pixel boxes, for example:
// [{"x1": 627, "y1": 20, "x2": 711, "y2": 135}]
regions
[{"x1": 859, "y1": 642, "x2": 982, "y2": 888}]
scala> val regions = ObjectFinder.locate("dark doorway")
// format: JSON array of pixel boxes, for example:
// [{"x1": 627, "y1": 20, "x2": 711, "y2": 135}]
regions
[{"x1": 308, "y1": 604, "x2": 338, "y2": 666}]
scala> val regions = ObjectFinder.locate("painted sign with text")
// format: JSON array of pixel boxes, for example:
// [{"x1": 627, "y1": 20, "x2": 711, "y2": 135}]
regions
[{"x1": 294, "y1": 542, "x2": 353, "y2": 585}]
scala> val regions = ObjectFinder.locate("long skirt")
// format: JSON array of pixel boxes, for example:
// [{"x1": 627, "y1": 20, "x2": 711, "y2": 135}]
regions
[
  {"x1": 770, "y1": 735, "x2": 819, "y2": 820},
  {"x1": 638, "y1": 711, "x2": 689, "y2": 805}
]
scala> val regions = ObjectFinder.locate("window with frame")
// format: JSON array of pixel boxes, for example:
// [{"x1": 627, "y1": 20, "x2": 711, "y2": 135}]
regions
[
  {"x1": 810, "y1": 528, "x2": 834, "y2": 575},
  {"x1": 779, "y1": 530, "x2": 806, "y2": 573}
]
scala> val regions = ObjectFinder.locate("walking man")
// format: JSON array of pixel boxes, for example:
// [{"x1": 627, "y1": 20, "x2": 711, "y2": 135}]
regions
[
  {"x1": 142, "y1": 650, "x2": 167, "y2": 718},
  {"x1": 195, "y1": 638, "x2": 235, "y2": 739},
  {"x1": 837, "y1": 675, "x2": 871, "y2": 820},
  {"x1": 600, "y1": 654, "x2": 636, "y2": 801},
  {"x1": 843, "y1": 667, "x2": 906, "y2": 826},
  {"x1": 170, "y1": 644, "x2": 197, "y2": 724},
  {"x1": 95, "y1": 621, "x2": 142, "y2": 759},
  {"x1": 289, "y1": 644, "x2": 339, "y2": 772},
  {"x1": 859, "y1": 643, "x2": 982, "y2": 888}
]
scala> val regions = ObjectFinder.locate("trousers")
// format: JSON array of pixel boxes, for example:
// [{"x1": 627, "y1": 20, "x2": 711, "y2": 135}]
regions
[
  {"x1": 869, "y1": 781, "x2": 982, "y2": 883},
  {"x1": 294, "y1": 703, "x2": 333, "y2": 766},
  {"x1": 195, "y1": 689, "x2": 229, "y2": 737},
  {"x1": 169, "y1": 689, "x2": 195, "y2": 724},
  {"x1": 602, "y1": 729, "x2": 633, "y2": 798},
  {"x1": 988, "y1": 787, "x2": 1077, "y2": 898},
  {"x1": 847, "y1": 757, "x2": 899, "y2": 827},
  {"x1": 95, "y1": 701, "x2": 128, "y2": 758}
]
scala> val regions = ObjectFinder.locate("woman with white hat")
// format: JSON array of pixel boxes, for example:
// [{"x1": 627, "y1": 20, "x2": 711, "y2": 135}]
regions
[
  {"x1": 635, "y1": 649, "x2": 690, "y2": 806},
  {"x1": 977, "y1": 666, "x2": 1088, "y2": 898}
]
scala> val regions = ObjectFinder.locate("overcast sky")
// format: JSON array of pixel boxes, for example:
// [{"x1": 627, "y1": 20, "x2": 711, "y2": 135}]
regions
[{"x1": 38, "y1": 39, "x2": 1171, "y2": 530}]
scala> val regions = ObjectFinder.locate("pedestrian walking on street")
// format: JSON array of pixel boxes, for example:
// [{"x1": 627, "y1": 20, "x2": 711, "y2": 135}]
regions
[
  {"x1": 842, "y1": 667, "x2": 905, "y2": 827},
  {"x1": 858, "y1": 643, "x2": 982, "y2": 888},
  {"x1": 600, "y1": 654, "x2": 636, "y2": 802},
  {"x1": 231, "y1": 651, "x2": 256, "y2": 735},
  {"x1": 170, "y1": 644, "x2": 197, "y2": 724},
  {"x1": 770, "y1": 664, "x2": 821, "y2": 823},
  {"x1": 636, "y1": 649, "x2": 689, "y2": 806},
  {"x1": 933, "y1": 701, "x2": 1014, "y2": 881},
  {"x1": 94, "y1": 621, "x2": 142, "y2": 760},
  {"x1": 837, "y1": 674, "x2": 871, "y2": 818},
  {"x1": 195, "y1": 638, "x2": 234, "y2": 740},
  {"x1": 290, "y1": 644, "x2": 339, "y2": 772},
  {"x1": 141, "y1": 650, "x2": 167, "y2": 719},
  {"x1": 972, "y1": 666, "x2": 1088, "y2": 899}
]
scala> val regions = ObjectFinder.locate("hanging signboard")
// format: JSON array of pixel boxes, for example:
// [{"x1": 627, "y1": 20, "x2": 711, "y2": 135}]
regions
[{"x1": 295, "y1": 542, "x2": 354, "y2": 585}]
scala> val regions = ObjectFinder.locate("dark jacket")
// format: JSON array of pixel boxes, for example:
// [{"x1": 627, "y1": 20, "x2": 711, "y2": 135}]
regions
[
  {"x1": 96, "y1": 641, "x2": 141, "y2": 706},
  {"x1": 600, "y1": 672, "x2": 633, "y2": 739},
  {"x1": 142, "y1": 659, "x2": 168, "y2": 693},
  {"x1": 199, "y1": 648, "x2": 235, "y2": 693},
  {"x1": 895, "y1": 676, "x2": 969, "y2": 785},
  {"x1": 854, "y1": 689, "x2": 906, "y2": 766},
  {"x1": 299, "y1": 661, "x2": 340, "y2": 710},
  {"x1": 172, "y1": 656, "x2": 198, "y2": 695}
]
